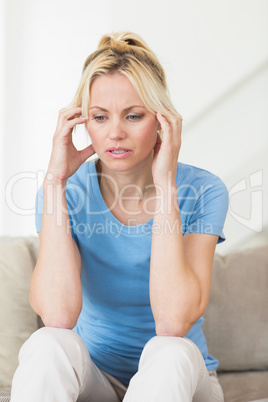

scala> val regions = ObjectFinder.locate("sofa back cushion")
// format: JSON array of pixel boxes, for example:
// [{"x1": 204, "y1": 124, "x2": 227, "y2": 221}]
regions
[
  {"x1": 203, "y1": 244, "x2": 268, "y2": 371},
  {"x1": 0, "y1": 237, "x2": 39, "y2": 387}
]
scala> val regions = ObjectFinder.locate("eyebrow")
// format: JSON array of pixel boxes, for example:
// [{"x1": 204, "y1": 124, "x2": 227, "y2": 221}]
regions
[{"x1": 89, "y1": 105, "x2": 146, "y2": 112}]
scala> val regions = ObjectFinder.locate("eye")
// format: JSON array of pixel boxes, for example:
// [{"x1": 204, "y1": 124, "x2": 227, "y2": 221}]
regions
[
  {"x1": 92, "y1": 115, "x2": 106, "y2": 122},
  {"x1": 127, "y1": 114, "x2": 143, "y2": 121}
]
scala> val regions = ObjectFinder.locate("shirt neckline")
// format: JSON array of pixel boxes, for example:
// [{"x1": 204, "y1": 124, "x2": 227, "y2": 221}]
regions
[{"x1": 88, "y1": 161, "x2": 154, "y2": 235}]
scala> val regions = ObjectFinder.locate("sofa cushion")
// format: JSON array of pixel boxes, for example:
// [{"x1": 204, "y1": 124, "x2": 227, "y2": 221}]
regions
[
  {"x1": 218, "y1": 371, "x2": 268, "y2": 402},
  {"x1": 203, "y1": 245, "x2": 268, "y2": 371},
  {"x1": 0, "y1": 238, "x2": 39, "y2": 387}
]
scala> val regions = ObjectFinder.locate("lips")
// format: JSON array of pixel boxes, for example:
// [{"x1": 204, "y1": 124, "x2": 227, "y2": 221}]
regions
[
  {"x1": 105, "y1": 147, "x2": 133, "y2": 159},
  {"x1": 109, "y1": 150, "x2": 128, "y2": 154}
]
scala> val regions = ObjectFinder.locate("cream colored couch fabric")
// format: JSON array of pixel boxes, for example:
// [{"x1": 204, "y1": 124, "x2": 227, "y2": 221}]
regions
[
  {"x1": 203, "y1": 244, "x2": 268, "y2": 401},
  {"x1": 0, "y1": 236, "x2": 267, "y2": 402},
  {"x1": 0, "y1": 237, "x2": 39, "y2": 388}
]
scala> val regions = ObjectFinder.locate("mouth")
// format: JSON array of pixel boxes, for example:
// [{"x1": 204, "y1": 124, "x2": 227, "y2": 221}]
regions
[
  {"x1": 109, "y1": 150, "x2": 128, "y2": 154},
  {"x1": 105, "y1": 147, "x2": 133, "y2": 159}
]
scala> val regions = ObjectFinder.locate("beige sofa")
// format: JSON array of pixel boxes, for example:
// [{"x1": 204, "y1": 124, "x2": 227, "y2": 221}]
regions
[{"x1": 0, "y1": 236, "x2": 267, "y2": 402}]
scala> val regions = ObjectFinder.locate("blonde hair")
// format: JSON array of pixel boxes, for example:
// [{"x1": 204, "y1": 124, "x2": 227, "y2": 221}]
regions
[{"x1": 72, "y1": 32, "x2": 181, "y2": 121}]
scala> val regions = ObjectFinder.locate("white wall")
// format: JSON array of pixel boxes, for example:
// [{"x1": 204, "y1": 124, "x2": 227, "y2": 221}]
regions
[
  {"x1": 181, "y1": 62, "x2": 268, "y2": 254},
  {"x1": 3, "y1": 0, "x2": 113, "y2": 235},
  {"x1": 2, "y1": 0, "x2": 268, "y2": 254},
  {"x1": 0, "y1": 0, "x2": 6, "y2": 235}
]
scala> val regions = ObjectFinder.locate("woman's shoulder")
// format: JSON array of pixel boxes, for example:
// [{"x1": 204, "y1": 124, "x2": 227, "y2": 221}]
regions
[
  {"x1": 64, "y1": 159, "x2": 97, "y2": 205},
  {"x1": 176, "y1": 162, "x2": 229, "y2": 211},
  {"x1": 176, "y1": 162, "x2": 227, "y2": 189},
  {"x1": 67, "y1": 159, "x2": 96, "y2": 184}
]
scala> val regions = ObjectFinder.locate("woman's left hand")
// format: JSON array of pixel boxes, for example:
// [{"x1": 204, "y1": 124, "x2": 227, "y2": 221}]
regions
[{"x1": 152, "y1": 112, "x2": 182, "y2": 188}]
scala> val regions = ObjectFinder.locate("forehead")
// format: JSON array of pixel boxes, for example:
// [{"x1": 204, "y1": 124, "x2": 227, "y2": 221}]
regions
[{"x1": 90, "y1": 73, "x2": 142, "y2": 105}]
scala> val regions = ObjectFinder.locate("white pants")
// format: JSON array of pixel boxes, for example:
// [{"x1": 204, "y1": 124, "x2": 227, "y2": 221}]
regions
[{"x1": 11, "y1": 327, "x2": 224, "y2": 402}]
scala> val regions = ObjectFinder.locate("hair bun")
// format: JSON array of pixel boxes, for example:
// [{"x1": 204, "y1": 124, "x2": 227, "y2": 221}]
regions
[{"x1": 98, "y1": 31, "x2": 153, "y2": 54}]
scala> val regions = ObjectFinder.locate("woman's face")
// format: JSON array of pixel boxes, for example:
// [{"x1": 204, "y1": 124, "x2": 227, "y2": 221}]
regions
[{"x1": 86, "y1": 73, "x2": 159, "y2": 173}]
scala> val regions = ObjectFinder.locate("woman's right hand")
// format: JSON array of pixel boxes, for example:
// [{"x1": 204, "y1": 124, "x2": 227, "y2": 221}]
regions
[{"x1": 46, "y1": 106, "x2": 95, "y2": 184}]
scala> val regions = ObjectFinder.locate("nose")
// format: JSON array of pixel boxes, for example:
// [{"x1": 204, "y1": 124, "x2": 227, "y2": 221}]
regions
[{"x1": 108, "y1": 119, "x2": 127, "y2": 141}]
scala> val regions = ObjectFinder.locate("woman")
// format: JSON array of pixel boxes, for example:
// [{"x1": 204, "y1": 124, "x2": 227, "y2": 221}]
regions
[{"x1": 11, "y1": 32, "x2": 228, "y2": 401}]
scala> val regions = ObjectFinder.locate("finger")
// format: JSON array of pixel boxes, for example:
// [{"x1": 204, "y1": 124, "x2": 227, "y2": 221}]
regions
[
  {"x1": 65, "y1": 117, "x2": 87, "y2": 133},
  {"x1": 157, "y1": 112, "x2": 182, "y2": 132},
  {"x1": 156, "y1": 113, "x2": 172, "y2": 146},
  {"x1": 170, "y1": 116, "x2": 182, "y2": 142},
  {"x1": 58, "y1": 107, "x2": 84, "y2": 123},
  {"x1": 59, "y1": 106, "x2": 83, "y2": 115},
  {"x1": 55, "y1": 117, "x2": 87, "y2": 139},
  {"x1": 156, "y1": 112, "x2": 171, "y2": 131},
  {"x1": 157, "y1": 112, "x2": 182, "y2": 146}
]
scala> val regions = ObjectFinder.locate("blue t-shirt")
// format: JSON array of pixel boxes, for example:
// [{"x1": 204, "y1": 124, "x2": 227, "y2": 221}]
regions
[{"x1": 35, "y1": 160, "x2": 229, "y2": 385}]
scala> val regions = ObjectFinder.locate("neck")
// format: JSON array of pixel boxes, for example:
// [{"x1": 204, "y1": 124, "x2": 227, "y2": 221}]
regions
[{"x1": 96, "y1": 157, "x2": 155, "y2": 203}]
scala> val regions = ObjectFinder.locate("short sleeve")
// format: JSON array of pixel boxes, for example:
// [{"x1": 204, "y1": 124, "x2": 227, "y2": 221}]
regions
[
  {"x1": 184, "y1": 176, "x2": 229, "y2": 244},
  {"x1": 35, "y1": 184, "x2": 78, "y2": 246}
]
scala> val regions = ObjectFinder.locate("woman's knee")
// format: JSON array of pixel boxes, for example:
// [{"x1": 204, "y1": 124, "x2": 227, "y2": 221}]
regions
[
  {"x1": 19, "y1": 327, "x2": 86, "y2": 365},
  {"x1": 12, "y1": 328, "x2": 88, "y2": 400},
  {"x1": 139, "y1": 336, "x2": 201, "y2": 369}
]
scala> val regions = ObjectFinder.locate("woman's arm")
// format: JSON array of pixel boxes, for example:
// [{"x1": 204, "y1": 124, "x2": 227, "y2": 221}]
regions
[
  {"x1": 30, "y1": 179, "x2": 82, "y2": 329},
  {"x1": 150, "y1": 191, "x2": 219, "y2": 337},
  {"x1": 30, "y1": 107, "x2": 95, "y2": 328},
  {"x1": 150, "y1": 113, "x2": 219, "y2": 337}
]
